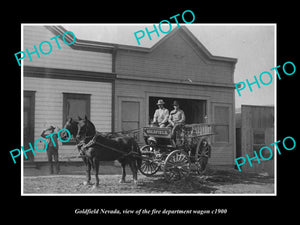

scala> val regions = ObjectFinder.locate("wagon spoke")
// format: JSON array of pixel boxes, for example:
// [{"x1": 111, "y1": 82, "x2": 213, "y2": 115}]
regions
[
  {"x1": 139, "y1": 145, "x2": 161, "y2": 176},
  {"x1": 141, "y1": 163, "x2": 148, "y2": 173},
  {"x1": 178, "y1": 153, "x2": 185, "y2": 161},
  {"x1": 149, "y1": 162, "x2": 156, "y2": 172},
  {"x1": 180, "y1": 166, "x2": 190, "y2": 174},
  {"x1": 147, "y1": 163, "x2": 154, "y2": 172},
  {"x1": 163, "y1": 150, "x2": 191, "y2": 182}
]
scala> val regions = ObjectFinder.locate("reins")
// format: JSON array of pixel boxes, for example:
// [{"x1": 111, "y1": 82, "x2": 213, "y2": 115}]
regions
[
  {"x1": 92, "y1": 140, "x2": 134, "y2": 156},
  {"x1": 76, "y1": 119, "x2": 142, "y2": 158},
  {"x1": 78, "y1": 132, "x2": 139, "y2": 158}
]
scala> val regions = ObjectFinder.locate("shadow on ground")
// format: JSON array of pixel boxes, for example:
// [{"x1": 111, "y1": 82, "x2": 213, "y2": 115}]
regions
[
  {"x1": 137, "y1": 168, "x2": 274, "y2": 194},
  {"x1": 23, "y1": 168, "x2": 274, "y2": 194}
]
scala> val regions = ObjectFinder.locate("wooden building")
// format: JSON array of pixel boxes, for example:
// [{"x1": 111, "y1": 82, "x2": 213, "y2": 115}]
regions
[
  {"x1": 236, "y1": 105, "x2": 275, "y2": 175},
  {"x1": 23, "y1": 25, "x2": 237, "y2": 166},
  {"x1": 23, "y1": 25, "x2": 115, "y2": 161}
]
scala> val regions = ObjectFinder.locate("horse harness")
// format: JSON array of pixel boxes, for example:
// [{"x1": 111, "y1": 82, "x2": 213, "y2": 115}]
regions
[{"x1": 77, "y1": 133, "x2": 139, "y2": 158}]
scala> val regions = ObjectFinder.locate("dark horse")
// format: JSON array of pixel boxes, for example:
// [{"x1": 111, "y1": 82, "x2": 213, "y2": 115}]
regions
[{"x1": 62, "y1": 116, "x2": 141, "y2": 187}]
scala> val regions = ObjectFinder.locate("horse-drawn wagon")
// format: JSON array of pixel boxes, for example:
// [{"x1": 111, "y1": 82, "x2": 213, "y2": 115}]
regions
[
  {"x1": 63, "y1": 117, "x2": 214, "y2": 186},
  {"x1": 139, "y1": 124, "x2": 214, "y2": 182}
]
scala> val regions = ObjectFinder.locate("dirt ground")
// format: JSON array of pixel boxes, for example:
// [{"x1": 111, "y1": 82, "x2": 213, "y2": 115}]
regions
[{"x1": 23, "y1": 168, "x2": 274, "y2": 195}]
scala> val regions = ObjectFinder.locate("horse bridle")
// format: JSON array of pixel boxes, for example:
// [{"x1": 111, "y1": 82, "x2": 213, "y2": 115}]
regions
[{"x1": 78, "y1": 119, "x2": 95, "y2": 141}]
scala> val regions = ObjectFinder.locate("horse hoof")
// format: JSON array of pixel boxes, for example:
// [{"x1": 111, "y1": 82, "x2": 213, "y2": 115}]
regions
[
  {"x1": 119, "y1": 179, "x2": 126, "y2": 184},
  {"x1": 92, "y1": 184, "x2": 99, "y2": 190},
  {"x1": 83, "y1": 181, "x2": 92, "y2": 186},
  {"x1": 133, "y1": 180, "x2": 138, "y2": 186}
]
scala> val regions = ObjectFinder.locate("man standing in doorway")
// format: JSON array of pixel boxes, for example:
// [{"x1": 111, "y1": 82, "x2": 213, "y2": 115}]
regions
[{"x1": 152, "y1": 99, "x2": 169, "y2": 128}]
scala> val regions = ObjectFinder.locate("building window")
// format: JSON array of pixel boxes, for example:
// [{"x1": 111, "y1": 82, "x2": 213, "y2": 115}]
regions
[
  {"x1": 253, "y1": 130, "x2": 265, "y2": 145},
  {"x1": 214, "y1": 106, "x2": 230, "y2": 143},
  {"x1": 252, "y1": 129, "x2": 272, "y2": 159},
  {"x1": 63, "y1": 93, "x2": 91, "y2": 144}
]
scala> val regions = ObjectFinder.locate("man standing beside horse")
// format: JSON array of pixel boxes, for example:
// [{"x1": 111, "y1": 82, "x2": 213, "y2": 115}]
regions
[{"x1": 41, "y1": 125, "x2": 60, "y2": 174}]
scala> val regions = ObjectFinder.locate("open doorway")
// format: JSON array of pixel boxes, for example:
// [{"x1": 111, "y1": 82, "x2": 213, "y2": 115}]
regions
[{"x1": 148, "y1": 96, "x2": 207, "y2": 125}]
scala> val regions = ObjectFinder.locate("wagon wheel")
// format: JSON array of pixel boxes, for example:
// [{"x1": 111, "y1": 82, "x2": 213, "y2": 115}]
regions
[
  {"x1": 163, "y1": 150, "x2": 190, "y2": 182},
  {"x1": 138, "y1": 145, "x2": 160, "y2": 176}
]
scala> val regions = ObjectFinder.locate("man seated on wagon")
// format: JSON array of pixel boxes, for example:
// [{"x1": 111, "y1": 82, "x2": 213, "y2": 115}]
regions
[
  {"x1": 152, "y1": 99, "x2": 169, "y2": 128},
  {"x1": 167, "y1": 101, "x2": 186, "y2": 144},
  {"x1": 167, "y1": 100, "x2": 186, "y2": 128}
]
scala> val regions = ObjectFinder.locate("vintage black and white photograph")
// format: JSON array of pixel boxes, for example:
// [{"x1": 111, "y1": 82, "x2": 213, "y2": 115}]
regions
[{"x1": 21, "y1": 24, "x2": 275, "y2": 195}]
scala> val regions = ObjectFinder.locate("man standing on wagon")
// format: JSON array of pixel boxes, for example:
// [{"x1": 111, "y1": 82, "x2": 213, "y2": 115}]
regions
[{"x1": 152, "y1": 99, "x2": 169, "y2": 128}]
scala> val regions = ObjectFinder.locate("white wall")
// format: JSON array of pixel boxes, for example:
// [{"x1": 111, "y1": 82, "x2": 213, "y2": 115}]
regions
[
  {"x1": 23, "y1": 26, "x2": 112, "y2": 73},
  {"x1": 24, "y1": 77, "x2": 112, "y2": 161}
]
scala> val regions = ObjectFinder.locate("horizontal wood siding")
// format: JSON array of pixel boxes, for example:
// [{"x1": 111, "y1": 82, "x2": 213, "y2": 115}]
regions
[
  {"x1": 23, "y1": 26, "x2": 112, "y2": 73},
  {"x1": 243, "y1": 106, "x2": 274, "y2": 129},
  {"x1": 241, "y1": 105, "x2": 275, "y2": 156},
  {"x1": 114, "y1": 28, "x2": 236, "y2": 166},
  {"x1": 115, "y1": 79, "x2": 235, "y2": 165},
  {"x1": 24, "y1": 77, "x2": 112, "y2": 161},
  {"x1": 116, "y1": 31, "x2": 235, "y2": 85}
]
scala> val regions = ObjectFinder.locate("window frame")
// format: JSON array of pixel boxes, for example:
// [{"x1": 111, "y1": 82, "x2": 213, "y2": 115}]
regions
[
  {"x1": 121, "y1": 100, "x2": 140, "y2": 131},
  {"x1": 252, "y1": 128, "x2": 273, "y2": 159},
  {"x1": 212, "y1": 104, "x2": 231, "y2": 144},
  {"x1": 62, "y1": 93, "x2": 91, "y2": 145}
]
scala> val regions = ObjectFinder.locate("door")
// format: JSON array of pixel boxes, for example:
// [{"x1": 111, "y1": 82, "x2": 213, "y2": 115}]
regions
[
  {"x1": 24, "y1": 91, "x2": 35, "y2": 161},
  {"x1": 121, "y1": 101, "x2": 140, "y2": 131},
  {"x1": 121, "y1": 101, "x2": 140, "y2": 141}
]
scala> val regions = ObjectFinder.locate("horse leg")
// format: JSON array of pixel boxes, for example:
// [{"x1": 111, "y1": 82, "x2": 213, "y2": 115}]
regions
[
  {"x1": 119, "y1": 162, "x2": 126, "y2": 183},
  {"x1": 129, "y1": 160, "x2": 138, "y2": 186},
  {"x1": 83, "y1": 158, "x2": 92, "y2": 186},
  {"x1": 93, "y1": 157, "x2": 100, "y2": 188}
]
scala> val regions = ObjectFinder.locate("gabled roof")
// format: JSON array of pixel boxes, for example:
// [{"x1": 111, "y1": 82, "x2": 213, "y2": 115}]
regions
[
  {"x1": 46, "y1": 25, "x2": 116, "y2": 53},
  {"x1": 116, "y1": 26, "x2": 238, "y2": 64}
]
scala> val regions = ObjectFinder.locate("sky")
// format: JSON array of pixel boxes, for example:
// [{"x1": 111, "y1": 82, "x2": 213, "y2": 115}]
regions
[{"x1": 64, "y1": 24, "x2": 275, "y2": 110}]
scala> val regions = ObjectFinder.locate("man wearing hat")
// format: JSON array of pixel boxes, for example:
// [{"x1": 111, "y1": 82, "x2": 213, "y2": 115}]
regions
[
  {"x1": 168, "y1": 100, "x2": 186, "y2": 127},
  {"x1": 41, "y1": 125, "x2": 60, "y2": 174},
  {"x1": 152, "y1": 99, "x2": 169, "y2": 128},
  {"x1": 168, "y1": 101, "x2": 186, "y2": 145}
]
